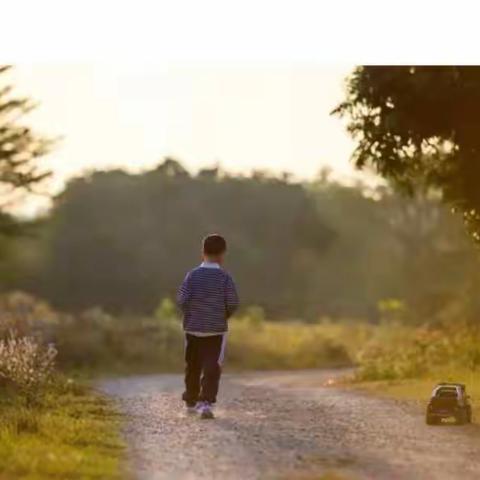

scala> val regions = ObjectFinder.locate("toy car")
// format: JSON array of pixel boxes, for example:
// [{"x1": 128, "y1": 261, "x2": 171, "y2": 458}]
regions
[{"x1": 426, "y1": 383, "x2": 472, "y2": 425}]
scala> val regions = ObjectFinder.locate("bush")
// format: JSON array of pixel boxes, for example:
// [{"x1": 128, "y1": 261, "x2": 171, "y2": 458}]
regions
[
  {"x1": 0, "y1": 334, "x2": 57, "y2": 400},
  {"x1": 354, "y1": 321, "x2": 480, "y2": 381},
  {"x1": 48, "y1": 296, "x2": 357, "y2": 373},
  {"x1": 0, "y1": 291, "x2": 61, "y2": 340},
  {"x1": 228, "y1": 316, "x2": 352, "y2": 370},
  {"x1": 14, "y1": 291, "x2": 480, "y2": 379},
  {"x1": 55, "y1": 302, "x2": 184, "y2": 372}
]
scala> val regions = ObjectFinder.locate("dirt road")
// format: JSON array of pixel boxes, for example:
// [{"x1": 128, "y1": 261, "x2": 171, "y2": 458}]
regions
[{"x1": 100, "y1": 370, "x2": 480, "y2": 480}]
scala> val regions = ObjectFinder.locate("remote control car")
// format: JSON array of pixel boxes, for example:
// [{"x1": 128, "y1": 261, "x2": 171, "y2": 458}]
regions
[{"x1": 426, "y1": 383, "x2": 472, "y2": 425}]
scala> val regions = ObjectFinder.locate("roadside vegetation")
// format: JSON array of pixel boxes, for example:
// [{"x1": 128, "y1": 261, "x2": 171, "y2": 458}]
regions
[
  {"x1": 348, "y1": 318, "x2": 480, "y2": 418},
  {"x1": 332, "y1": 299, "x2": 480, "y2": 418},
  {"x1": 0, "y1": 383, "x2": 124, "y2": 480},
  {"x1": 5, "y1": 293, "x2": 355, "y2": 374},
  {"x1": 0, "y1": 293, "x2": 124, "y2": 480},
  {"x1": 7, "y1": 290, "x2": 480, "y2": 380}
]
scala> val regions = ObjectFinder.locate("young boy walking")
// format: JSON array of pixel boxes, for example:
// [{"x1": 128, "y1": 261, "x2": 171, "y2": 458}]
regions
[{"x1": 177, "y1": 234, "x2": 239, "y2": 419}]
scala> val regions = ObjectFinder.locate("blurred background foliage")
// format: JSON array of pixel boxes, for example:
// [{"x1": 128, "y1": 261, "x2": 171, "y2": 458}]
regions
[{"x1": 2, "y1": 157, "x2": 478, "y2": 325}]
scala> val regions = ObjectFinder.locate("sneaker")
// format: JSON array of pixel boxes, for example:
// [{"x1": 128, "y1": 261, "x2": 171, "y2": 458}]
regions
[
  {"x1": 197, "y1": 401, "x2": 214, "y2": 419},
  {"x1": 185, "y1": 402, "x2": 198, "y2": 414}
]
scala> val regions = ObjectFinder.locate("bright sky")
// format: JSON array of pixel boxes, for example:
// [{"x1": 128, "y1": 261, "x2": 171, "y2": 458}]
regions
[
  {"x1": 2, "y1": 0, "x2": 476, "y2": 218},
  {"x1": 12, "y1": 64, "x2": 363, "y2": 213}
]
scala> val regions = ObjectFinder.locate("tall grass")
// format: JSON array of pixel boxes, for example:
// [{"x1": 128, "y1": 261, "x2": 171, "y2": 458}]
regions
[
  {"x1": 55, "y1": 301, "x2": 357, "y2": 373},
  {"x1": 5, "y1": 291, "x2": 480, "y2": 381},
  {"x1": 354, "y1": 321, "x2": 480, "y2": 381},
  {"x1": 228, "y1": 309, "x2": 360, "y2": 370}
]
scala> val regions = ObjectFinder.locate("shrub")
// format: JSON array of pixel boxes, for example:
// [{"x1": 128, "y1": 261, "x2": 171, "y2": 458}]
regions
[
  {"x1": 228, "y1": 317, "x2": 352, "y2": 370},
  {"x1": 354, "y1": 321, "x2": 480, "y2": 381},
  {"x1": 0, "y1": 291, "x2": 61, "y2": 340},
  {"x1": 0, "y1": 334, "x2": 57, "y2": 400}
]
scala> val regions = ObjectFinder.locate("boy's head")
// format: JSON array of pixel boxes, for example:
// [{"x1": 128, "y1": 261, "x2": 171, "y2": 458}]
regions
[{"x1": 203, "y1": 234, "x2": 227, "y2": 264}]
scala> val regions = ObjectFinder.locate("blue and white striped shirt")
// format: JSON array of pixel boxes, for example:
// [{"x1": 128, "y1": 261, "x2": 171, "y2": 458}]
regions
[{"x1": 177, "y1": 262, "x2": 239, "y2": 334}]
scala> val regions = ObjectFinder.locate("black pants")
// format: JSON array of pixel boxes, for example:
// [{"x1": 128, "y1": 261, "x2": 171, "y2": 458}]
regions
[{"x1": 182, "y1": 333, "x2": 226, "y2": 405}]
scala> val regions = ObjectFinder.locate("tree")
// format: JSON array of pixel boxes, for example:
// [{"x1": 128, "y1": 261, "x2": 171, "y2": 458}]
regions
[
  {"x1": 29, "y1": 159, "x2": 334, "y2": 316},
  {"x1": 20, "y1": 158, "x2": 479, "y2": 321},
  {"x1": 0, "y1": 65, "x2": 53, "y2": 289},
  {"x1": 0, "y1": 66, "x2": 52, "y2": 220},
  {"x1": 333, "y1": 66, "x2": 480, "y2": 239}
]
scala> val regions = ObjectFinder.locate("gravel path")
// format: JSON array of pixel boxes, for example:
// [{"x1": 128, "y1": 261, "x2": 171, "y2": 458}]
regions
[{"x1": 100, "y1": 370, "x2": 480, "y2": 480}]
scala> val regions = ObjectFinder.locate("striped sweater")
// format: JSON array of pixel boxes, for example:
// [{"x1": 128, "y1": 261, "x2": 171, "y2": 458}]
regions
[{"x1": 177, "y1": 262, "x2": 239, "y2": 333}]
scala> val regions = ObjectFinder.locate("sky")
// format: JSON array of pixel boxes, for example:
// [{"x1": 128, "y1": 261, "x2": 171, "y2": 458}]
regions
[{"x1": 12, "y1": 64, "x2": 364, "y2": 214}]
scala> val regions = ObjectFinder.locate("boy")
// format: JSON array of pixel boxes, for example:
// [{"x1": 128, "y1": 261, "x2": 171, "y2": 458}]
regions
[{"x1": 177, "y1": 234, "x2": 239, "y2": 419}]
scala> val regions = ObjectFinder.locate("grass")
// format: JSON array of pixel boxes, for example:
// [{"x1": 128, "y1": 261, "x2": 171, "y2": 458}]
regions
[
  {"x1": 58, "y1": 314, "x2": 360, "y2": 375},
  {"x1": 0, "y1": 383, "x2": 125, "y2": 480},
  {"x1": 353, "y1": 369, "x2": 480, "y2": 421},
  {"x1": 227, "y1": 318, "x2": 359, "y2": 370}
]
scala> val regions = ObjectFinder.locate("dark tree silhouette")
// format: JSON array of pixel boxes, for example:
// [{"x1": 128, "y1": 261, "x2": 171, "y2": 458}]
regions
[
  {"x1": 0, "y1": 66, "x2": 52, "y2": 222},
  {"x1": 333, "y1": 66, "x2": 480, "y2": 239}
]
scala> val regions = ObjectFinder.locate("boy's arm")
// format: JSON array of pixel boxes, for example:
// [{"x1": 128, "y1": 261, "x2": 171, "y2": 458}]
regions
[
  {"x1": 177, "y1": 272, "x2": 191, "y2": 312},
  {"x1": 225, "y1": 274, "x2": 239, "y2": 319}
]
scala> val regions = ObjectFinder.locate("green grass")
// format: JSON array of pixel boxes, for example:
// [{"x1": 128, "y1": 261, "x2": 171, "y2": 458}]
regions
[
  {"x1": 0, "y1": 384, "x2": 125, "y2": 480},
  {"x1": 353, "y1": 369, "x2": 480, "y2": 421}
]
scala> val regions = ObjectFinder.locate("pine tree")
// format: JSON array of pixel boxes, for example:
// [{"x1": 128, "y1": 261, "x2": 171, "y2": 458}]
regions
[{"x1": 0, "y1": 65, "x2": 52, "y2": 228}]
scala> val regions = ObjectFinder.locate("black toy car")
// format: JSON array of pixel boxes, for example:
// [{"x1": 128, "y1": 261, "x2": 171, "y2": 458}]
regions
[{"x1": 426, "y1": 383, "x2": 472, "y2": 425}]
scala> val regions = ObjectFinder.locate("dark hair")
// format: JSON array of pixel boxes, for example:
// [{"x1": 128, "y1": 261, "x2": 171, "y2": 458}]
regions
[{"x1": 203, "y1": 234, "x2": 227, "y2": 256}]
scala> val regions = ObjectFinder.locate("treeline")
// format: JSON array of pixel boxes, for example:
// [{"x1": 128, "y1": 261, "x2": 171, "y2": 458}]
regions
[{"x1": 7, "y1": 158, "x2": 480, "y2": 322}]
